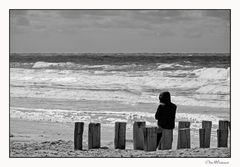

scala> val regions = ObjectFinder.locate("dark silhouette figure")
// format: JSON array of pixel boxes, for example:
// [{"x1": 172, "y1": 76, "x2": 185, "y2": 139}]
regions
[{"x1": 155, "y1": 91, "x2": 177, "y2": 148}]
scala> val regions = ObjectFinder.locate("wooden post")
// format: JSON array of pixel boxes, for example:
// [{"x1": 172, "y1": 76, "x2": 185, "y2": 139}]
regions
[
  {"x1": 217, "y1": 120, "x2": 229, "y2": 148},
  {"x1": 74, "y1": 122, "x2": 84, "y2": 150},
  {"x1": 114, "y1": 122, "x2": 126, "y2": 149},
  {"x1": 88, "y1": 123, "x2": 101, "y2": 149},
  {"x1": 177, "y1": 121, "x2": 190, "y2": 148},
  {"x1": 159, "y1": 129, "x2": 173, "y2": 150},
  {"x1": 202, "y1": 121, "x2": 212, "y2": 148},
  {"x1": 229, "y1": 121, "x2": 231, "y2": 147},
  {"x1": 177, "y1": 128, "x2": 191, "y2": 149},
  {"x1": 133, "y1": 121, "x2": 146, "y2": 150},
  {"x1": 178, "y1": 121, "x2": 190, "y2": 129},
  {"x1": 217, "y1": 129, "x2": 228, "y2": 147},
  {"x1": 219, "y1": 120, "x2": 229, "y2": 131},
  {"x1": 143, "y1": 127, "x2": 157, "y2": 151},
  {"x1": 199, "y1": 128, "x2": 206, "y2": 148},
  {"x1": 229, "y1": 121, "x2": 231, "y2": 131}
]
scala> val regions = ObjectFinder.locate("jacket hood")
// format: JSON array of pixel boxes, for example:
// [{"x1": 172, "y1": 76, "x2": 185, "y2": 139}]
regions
[{"x1": 159, "y1": 91, "x2": 171, "y2": 104}]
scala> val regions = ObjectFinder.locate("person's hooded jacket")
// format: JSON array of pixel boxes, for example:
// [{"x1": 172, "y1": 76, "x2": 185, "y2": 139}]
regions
[{"x1": 155, "y1": 91, "x2": 177, "y2": 129}]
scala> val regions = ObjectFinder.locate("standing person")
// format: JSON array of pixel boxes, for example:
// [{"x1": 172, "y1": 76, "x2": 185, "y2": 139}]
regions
[{"x1": 155, "y1": 91, "x2": 177, "y2": 149}]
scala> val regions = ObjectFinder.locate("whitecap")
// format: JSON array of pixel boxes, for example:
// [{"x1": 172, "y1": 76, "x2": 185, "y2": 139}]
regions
[
  {"x1": 193, "y1": 67, "x2": 230, "y2": 80},
  {"x1": 32, "y1": 61, "x2": 75, "y2": 69}
]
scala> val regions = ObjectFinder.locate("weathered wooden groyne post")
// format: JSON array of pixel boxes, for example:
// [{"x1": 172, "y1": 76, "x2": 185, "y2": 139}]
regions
[
  {"x1": 143, "y1": 126, "x2": 157, "y2": 151},
  {"x1": 133, "y1": 121, "x2": 146, "y2": 150},
  {"x1": 202, "y1": 121, "x2": 212, "y2": 147},
  {"x1": 177, "y1": 121, "x2": 191, "y2": 149},
  {"x1": 199, "y1": 121, "x2": 212, "y2": 148},
  {"x1": 88, "y1": 123, "x2": 101, "y2": 149},
  {"x1": 73, "y1": 119, "x2": 230, "y2": 152},
  {"x1": 114, "y1": 122, "x2": 126, "y2": 149},
  {"x1": 74, "y1": 122, "x2": 84, "y2": 150},
  {"x1": 217, "y1": 120, "x2": 229, "y2": 147},
  {"x1": 178, "y1": 128, "x2": 191, "y2": 149}
]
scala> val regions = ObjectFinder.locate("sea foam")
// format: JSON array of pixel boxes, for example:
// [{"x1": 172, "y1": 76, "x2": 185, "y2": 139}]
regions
[
  {"x1": 32, "y1": 61, "x2": 75, "y2": 69},
  {"x1": 193, "y1": 67, "x2": 230, "y2": 80},
  {"x1": 10, "y1": 65, "x2": 230, "y2": 108},
  {"x1": 10, "y1": 107, "x2": 223, "y2": 130}
]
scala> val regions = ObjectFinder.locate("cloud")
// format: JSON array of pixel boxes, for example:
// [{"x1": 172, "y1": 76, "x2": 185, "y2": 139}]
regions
[
  {"x1": 135, "y1": 10, "x2": 182, "y2": 18},
  {"x1": 15, "y1": 16, "x2": 30, "y2": 26},
  {"x1": 155, "y1": 29, "x2": 176, "y2": 38},
  {"x1": 183, "y1": 29, "x2": 203, "y2": 38},
  {"x1": 56, "y1": 10, "x2": 193, "y2": 30},
  {"x1": 10, "y1": 10, "x2": 28, "y2": 17},
  {"x1": 10, "y1": 10, "x2": 230, "y2": 53},
  {"x1": 58, "y1": 10, "x2": 126, "y2": 19},
  {"x1": 10, "y1": 10, "x2": 230, "y2": 43},
  {"x1": 10, "y1": 10, "x2": 30, "y2": 27},
  {"x1": 204, "y1": 10, "x2": 230, "y2": 21}
]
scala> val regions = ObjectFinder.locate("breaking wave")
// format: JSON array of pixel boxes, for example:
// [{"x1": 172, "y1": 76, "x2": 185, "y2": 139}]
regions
[
  {"x1": 32, "y1": 61, "x2": 139, "y2": 71},
  {"x1": 10, "y1": 65, "x2": 230, "y2": 108},
  {"x1": 193, "y1": 67, "x2": 230, "y2": 80},
  {"x1": 32, "y1": 61, "x2": 76, "y2": 69},
  {"x1": 10, "y1": 107, "x2": 223, "y2": 130}
]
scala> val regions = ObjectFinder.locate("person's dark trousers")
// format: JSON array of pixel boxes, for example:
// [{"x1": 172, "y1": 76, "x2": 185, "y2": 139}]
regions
[
  {"x1": 156, "y1": 132, "x2": 162, "y2": 148},
  {"x1": 156, "y1": 126, "x2": 163, "y2": 149}
]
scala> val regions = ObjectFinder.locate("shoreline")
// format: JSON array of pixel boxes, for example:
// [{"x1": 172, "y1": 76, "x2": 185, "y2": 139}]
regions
[
  {"x1": 10, "y1": 97, "x2": 230, "y2": 114},
  {"x1": 10, "y1": 97, "x2": 230, "y2": 157},
  {"x1": 10, "y1": 97, "x2": 230, "y2": 126}
]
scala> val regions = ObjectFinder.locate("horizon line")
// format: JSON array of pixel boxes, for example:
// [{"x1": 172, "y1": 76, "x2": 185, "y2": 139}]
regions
[{"x1": 10, "y1": 52, "x2": 230, "y2": 54}]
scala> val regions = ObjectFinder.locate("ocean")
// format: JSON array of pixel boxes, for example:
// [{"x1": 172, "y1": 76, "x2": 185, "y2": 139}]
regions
[{"x1": 10, "y1": 53, "x2": 230, "y2": 133}]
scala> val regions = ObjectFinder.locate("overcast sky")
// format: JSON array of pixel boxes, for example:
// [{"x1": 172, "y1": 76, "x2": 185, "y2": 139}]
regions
[{"x1": 10, "y1": 10, "x2": 230, "y2": 53}]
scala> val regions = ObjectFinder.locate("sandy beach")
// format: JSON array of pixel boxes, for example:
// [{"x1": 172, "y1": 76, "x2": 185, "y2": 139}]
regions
[
  {"x1": 10, "y1": 95, "x2": 230, "y2": 158},
  {"x1": 10, "y1": 118, "x2": 230, "y2": 158},
  {"x1": 10, "y1": 140, "x2": 230, "y2": 158}
]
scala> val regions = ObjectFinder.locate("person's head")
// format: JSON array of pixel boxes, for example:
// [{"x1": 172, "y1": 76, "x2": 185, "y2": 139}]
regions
[{"x1": 159, "y1": 91, "x2": 171, "y2": 104}]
